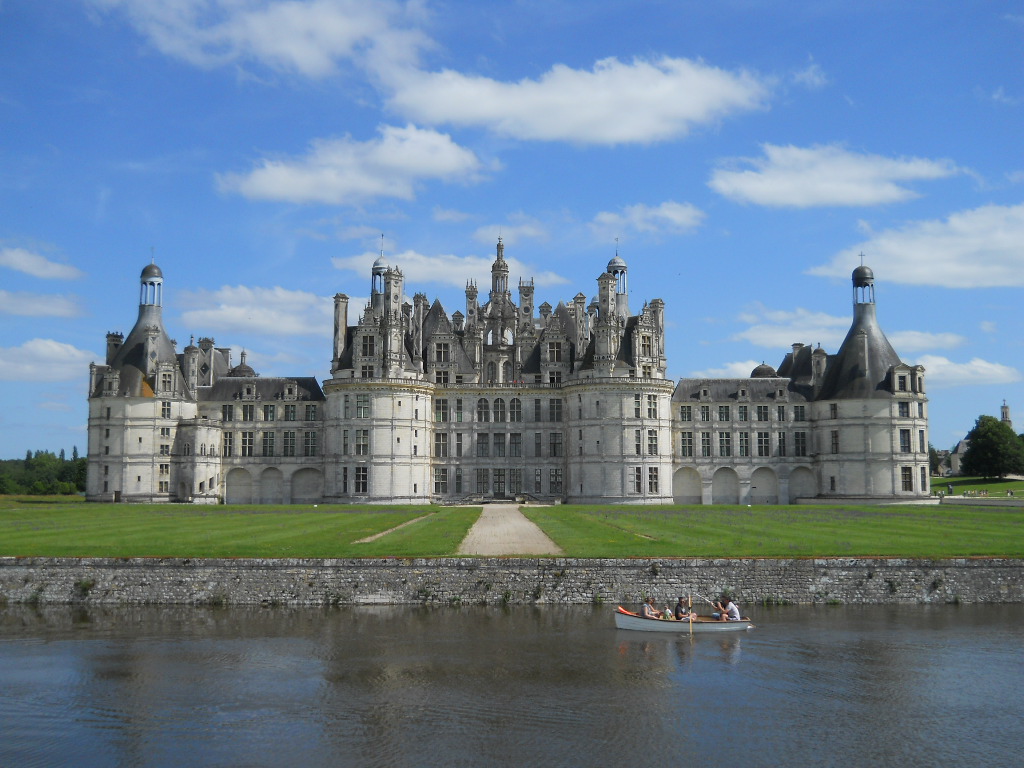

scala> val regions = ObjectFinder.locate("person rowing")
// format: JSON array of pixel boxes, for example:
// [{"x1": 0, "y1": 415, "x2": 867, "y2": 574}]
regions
[{"x1": 713, "y1": 594, "x2": 741, "y2": 622}]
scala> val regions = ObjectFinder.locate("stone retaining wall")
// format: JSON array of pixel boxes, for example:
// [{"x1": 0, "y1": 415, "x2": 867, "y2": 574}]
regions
[{"x1": 1, "y1": 557, "x2": 1020, "y2": 606}]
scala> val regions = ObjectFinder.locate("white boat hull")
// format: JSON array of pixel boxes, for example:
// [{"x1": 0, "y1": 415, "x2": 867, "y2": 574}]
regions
[{"x1": 614, "y1": 608, "x2": 754, "y2": 633}]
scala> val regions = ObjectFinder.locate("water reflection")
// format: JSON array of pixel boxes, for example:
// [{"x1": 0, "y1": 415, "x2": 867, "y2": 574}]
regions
[{"x1": 1, "y1": 604, "x2": 1022, "y2": 768}]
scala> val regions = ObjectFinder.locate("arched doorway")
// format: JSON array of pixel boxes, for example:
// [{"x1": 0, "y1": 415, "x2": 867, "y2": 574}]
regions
[
  {"x1": 788, "y1": 467, "x2": 817, "y2": 502},
  {"x1": 260, "y1": 467, "x2": 284, "y2": 504},
  {"x1": 750, "y1": 467, "x2": 778, "y2": 504},
  {"x1": 291, "y1": 467, "x2": 323, "y2": 503},
  {"x1": 225, "y1": 468, "x2": 252, "y2": 504},
  {"x1": 672, "y1": 467, "x2": 702, "y2": 504},
  {"x1": 712, "y1": 467, "x2": 739, "y2": 505}
]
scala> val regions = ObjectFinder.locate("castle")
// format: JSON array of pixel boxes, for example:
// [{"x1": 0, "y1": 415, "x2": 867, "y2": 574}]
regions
[{"x1": 87, "y1": 241, "x2": 930, "y2": 504}]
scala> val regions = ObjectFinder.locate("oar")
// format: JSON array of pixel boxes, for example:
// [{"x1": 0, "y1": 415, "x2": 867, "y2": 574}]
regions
[{"x1": 688, "y1": 593, "x2": 693, "y2": 637}]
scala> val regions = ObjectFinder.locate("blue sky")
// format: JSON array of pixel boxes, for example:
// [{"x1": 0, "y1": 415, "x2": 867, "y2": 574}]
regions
[{"x1": 1, "y1": 0, "x2": 1022, "y2": 459}]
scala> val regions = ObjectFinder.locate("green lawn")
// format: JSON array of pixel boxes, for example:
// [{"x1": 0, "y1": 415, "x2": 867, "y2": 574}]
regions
[
  {"x1": 2, "y1": 495, "x2": 1022, "y2": 559},
  {"x1": 520, "y1": 504, "x2": 1024, "y2": 558},
  {"x1": 0, "y1": 496, "x2": 480, "y2": 558}
]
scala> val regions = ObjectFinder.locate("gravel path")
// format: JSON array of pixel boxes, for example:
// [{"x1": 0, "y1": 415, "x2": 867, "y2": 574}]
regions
[{"x1": 457, "y1": 503, "x2": 563, "y2": 556}]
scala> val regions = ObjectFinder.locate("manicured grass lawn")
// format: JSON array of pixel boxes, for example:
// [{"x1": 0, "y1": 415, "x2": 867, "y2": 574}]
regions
[
  {"x1": 937, "y1": 476, "x2": 1024, "y2": 497},
  {"x1": 520, "y1": 504, "x2": 1024, "y2": 558},
  {"x1": 0, "y1": 496, "x2": 481, "y2": 558}
]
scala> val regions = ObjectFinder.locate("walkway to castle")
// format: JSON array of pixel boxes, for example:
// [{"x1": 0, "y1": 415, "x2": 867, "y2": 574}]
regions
[{"x1": 457, "y1": 503, "x2": 563, "y2": 556}]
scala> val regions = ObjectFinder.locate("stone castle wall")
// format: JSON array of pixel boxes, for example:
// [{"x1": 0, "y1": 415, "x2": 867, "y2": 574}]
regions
[{"x1": 1, "y1": 557, "x2": 1019, "y2": 606}]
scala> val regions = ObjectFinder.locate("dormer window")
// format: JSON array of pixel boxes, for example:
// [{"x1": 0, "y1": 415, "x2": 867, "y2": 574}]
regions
[{"x1": 898, "y1": 375, "x2": 907, "y2": 391}]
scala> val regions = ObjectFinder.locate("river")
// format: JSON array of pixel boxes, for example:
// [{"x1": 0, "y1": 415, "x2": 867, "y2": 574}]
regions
[{"x1": 1, "y1": 604, "x2": 1021, "y2": 767}]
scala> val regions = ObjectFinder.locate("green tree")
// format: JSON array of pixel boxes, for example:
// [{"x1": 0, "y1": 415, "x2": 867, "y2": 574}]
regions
[
  {"x1": 928, "y1": 442, "x2": 940, "y2": 474},
  {"x1": 961, "y1": 415, "x2": 1024, "y2": 479}
]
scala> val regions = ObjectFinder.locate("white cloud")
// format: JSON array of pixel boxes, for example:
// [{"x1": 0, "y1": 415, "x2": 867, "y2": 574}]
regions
[
  {"x1": 886, "y1": 330, "x2": 966, "y2": 353},
  {"x1": 472, "y1": 216, "x2": 549, "y2": 247},
  {"x1": 0, "y1": 290, "x2": 81, "y2": 317},
  {"x1": 731, "y1": 303, "x2": 850, "y2": 349},
  {"x1": 178, "y1": 286, "x2": 334, "y2": 337},
  {"x1": 709, "y1": 143, "x2": 958, "y2": 207},
  {"x1": 809, "y1": 203, "x2": 1024, "y2": 287},
  {"x1": 433, "y1": 206, "x2": 472, "y2": 223},
  {"x1": 688, "y1": 360, "x2": 763, "y2": 379},
  {"x1": 90, "y1": 0, "x2": 425, "y2": 78},
  {"x1": 792, "y1": 61, "x2": 828, "y2": 90},
  {"x1": 218, "y1": 124, "x2": 487, "y2": 205},
  {"x1": 384, "y1": 56, "x2": 771, "y2": 145},
  {"x1": 0, "y1": 339, "x2": 96, "y2": 382},
  {"x1": 912, "y1": 355, "x2": 1022, "y2": 387},
  {"x1": 590, "y1": 201, "x2": 705, "y2": 239},
  {"x1": 0, "y1": 247, "x2": 84, "y2": 280},
  {"x1": 980, "y1": 321, "x2": 997, "y2": 334},
  {"x1": 332, "y1": 249, "x2": 569, "y2": 290}
]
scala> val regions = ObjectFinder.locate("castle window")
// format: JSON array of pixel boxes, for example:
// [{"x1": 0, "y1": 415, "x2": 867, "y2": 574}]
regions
[
  {"x1": 303, "y1": 431, "x2": 318, "y2": 457},
  {"x1": 647, "y1": 395, "x2": 658, "y2": 419},
  {"x1": 548, "y1": 371, "x2": 561, "y2": 384},
  {"x1": 355, "y1": 466, "x2": 368, "y2": 494},
  {"x1": 263, "y1": 405, "x2": 275, "y2": 421},
  {"x1": 509, "y1": 469, "x2": 522, "y2": 495},
  {"x1": 548, "y1": 342, "x2": 562, "y2": 363},
  {"x1": 435, "y1": 370, "x2": 449, "y2": 385},
  {"x1": 701, "y1": 432, "x2": 712, "y2": 457},
  {"x1": 355, "y1": 430, "x2": 369, "y2": 456},
  {"x1": 679, "y1": 405, "x2": 692, "y2": 420},
  {"x1": 739, "y1": 432, "x2": 750, "y2": 457},
  {"x1": 223, "y1": 433, "x2": 233, "y2": 457},
  {"x1": 342, "y1": 467, "x2": 348, "y2": 493},
  {"x1": 242, "y1": 404, "x2": 254, "y2": 421},
  {"x1": 435, "y1": 399, "x2": 449, "y2": 422},
  {"x1": 493, "y1": 470, "x2": 506, "y2": 496},
  {"x1": 434, "y1": 468, "x2": 448, "y2": 494},
  {"x1": 456, "y1": 433, "x2": 463, "y2": 457},
  {"x1": 241, "y1": 432, "x2": 254, "y2": 457},
  {"x1": 634, "y1": 394, "x2": 642, "y2": 418},
  {"x1": 898, "y1": 375, "x2": 907, "y2": 391},
  {"x1": 640, "y1": 335, "x2": 653, "y2": 357},
  {"x1": 262, "y1": 432, "x2": 274, "y2": 457},
  {"x1": 454, "y1": 468, "x2": 463, "y2": 494},
  {"x1": 920, "y1": 466, "x2": 927, "y2": 491},
  {"x1": 361, "y1": 365, "x2": 373, "y2": 379},
  {"x1": 549, "y1": 468, "x2": 563, "y2": 495},
  {"x1": 642, "y1": 365, "x2": 652, "y2": 378},
  {"x1": 222, "y1": 405, "x2": 234, "y2": 422},
  {"x1": 918, "y1": 402, "x2": 924, "y2": 418},
  {"x1": 509, "y1": 398, "x2": 522, "y2": 422},
  {"x1": 899, "y1": 402, "x2": 910, "y2": 418},
  {"x1": 159, "y1": 444, "x2": 169, "y2": 456},
  {"x1": 738, "y1": 405, "x2": 749, "y2": 422},
  {"x1": 777, "y1": 406, "x2": 786, "y2": 421},
  {"x1": 549, "y1": 399, "x2": 563, "y2": 422},
  {"x1": 435, "y1": 342, "x2": 450, "y2": 362},
  {"x1": 283, "y1": 431, "x2": 296, "y2": 456},
  {"x1": 793, "y1": 405, "x2": 805, "y2": 421},
  {"x1": 647, "y1": 429, "x2": 658, "y2": 455},
  {"x1": 756, "y1": 406, "x2": 769, "y2": 422},
  {"x1": 549, "y1": 433, "x2": 563, "y2": 457},
  {"x1": 493, "y1": 398, "x2": 506, "y2": 422},
  {"x1": 285, "y1": 404, "x2": 296, "y2": 421},
  {"x1": 305, "y1": 404, "x2": 318, "y2": 421},
  {"x1": 718, "y1": 405, "x2": 730, "y2": 421},
  {"x1": 477, "y1": 398, "x2": 490, "y2": 422},
  {"x1": 830, "y1": 430, "x2": 839, "y2": 454},
  {"x1": 700, "y1": 405, "x2": 711, "y2": 422},
  {"x1": 830, "y1": 403, "x2": 838, "y2": 419},
  {"x1": 901, "y1": 466, "x2": 913, "y2": 492},
  {"x1": 718, "y1": 431, "x2": 731, "y2": 457},
  {"x1": 647, "y1": 467, "x2": 659, "y2": 494},
  {"x1": 476, "y1": 469, "x2": 489, "y2": 494},
  {"x1": 477, "y1": 434, "x2": 489, "y2": 457},
  {"x1": 161, "y1": 401, "x2": 172, "y2": 418},
  {"x1": 535, "y1": 432, "x2": 542, "y2": 458},
  {"x1": 629, "y1": 467, "x2": 642, "y2": 494},
  {"x1": 356, "y1": 396, "x2": 370, "y2": 418},
  {"x1": 361, "y1": 336, "x2": 375, "y2": 356},
  {"x1": 493, "y1": 433, "x2": 506, "y2": 457},
  {"x1": 159, "y1": 464, "x2": 169, "y2": 475},
  {"x1": 161, "y1": 373, "x2": 172, "y2": 392},
  {"x1": 899, "y1": 429, "x2": 911, "y2": 453},
  {"x1": 794, "y1": 431, "x2": 807, "y2": 457},
  {"x1": 455, "y1": 399, "x2": 464, "y2": 422},
  {"x1": 342, "y1": 430, "x2": 349, "y2": 455},
  {"x1": 635, "y1": 429, "x2": 642, "y2": 456},
  {"x1": 487, "y1": 362, "x2": 497, "y2": 382},
  {"x1": 680, "y1": 432, "x2": 693, "y2": 457},
  {"x1": 777, "y1": 432, "x2": 786, "y2": 457},
  {"x1": 757, "y1": 432, "x2": 771, "y2": 457},
  {"x1": 510, "y1": 433, "x2": 522, "y2": 457},
  {"x1": 919, "y1": 430, "x2": 926, "y2": 453}
]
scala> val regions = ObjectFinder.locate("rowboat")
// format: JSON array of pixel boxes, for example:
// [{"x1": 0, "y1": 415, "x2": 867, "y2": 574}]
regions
[{"x1": 614, "y1": 606, "x2": 754, "y2": 633}]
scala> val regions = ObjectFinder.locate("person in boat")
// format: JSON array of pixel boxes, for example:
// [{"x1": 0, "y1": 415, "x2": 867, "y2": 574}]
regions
[
  {"x1": 640, "y1": 597, "x2": 662, "y2": 620},
  {"x1": 713, "y1": 595, "x2": 742, "y2": 622},
  {"x1": 674, "y1": 596, "x2": 696, "y2": 622}
]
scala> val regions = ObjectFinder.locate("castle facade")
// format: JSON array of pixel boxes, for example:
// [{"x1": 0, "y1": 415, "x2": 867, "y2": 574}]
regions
[{"x1": 87, "y1": 242, "x2": 929, "y2": 504}]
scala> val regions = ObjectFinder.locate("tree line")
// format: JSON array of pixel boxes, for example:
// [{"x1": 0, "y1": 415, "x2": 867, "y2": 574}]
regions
[
  {"x1": 959, "y1": 415, "x2": 1024, "y2": 479},
  {"x1": 0, "y1": 449, "x2": 87, "y2": 495}
]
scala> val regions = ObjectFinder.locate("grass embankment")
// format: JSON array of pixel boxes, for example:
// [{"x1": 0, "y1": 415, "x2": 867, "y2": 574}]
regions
[
  {"x1": 520, "y1": 504, "x2": 1024, "y2": 559},
  {"x1": 939, "y1": 476, "x2": 1024, "y2": 497},
  {"x1": 0, "y1": 496, "x2": 480, "y2": 558}
]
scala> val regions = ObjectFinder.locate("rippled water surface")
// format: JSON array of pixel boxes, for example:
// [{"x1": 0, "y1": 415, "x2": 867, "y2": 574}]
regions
[{"x1": 1, "y1": 604, "x2": 1022, "y2": 768}]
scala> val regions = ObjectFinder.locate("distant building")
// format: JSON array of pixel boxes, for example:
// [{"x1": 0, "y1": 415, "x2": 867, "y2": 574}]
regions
[{"x1": 87, "y1": 246, "x2": 929, "y2": 504}]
